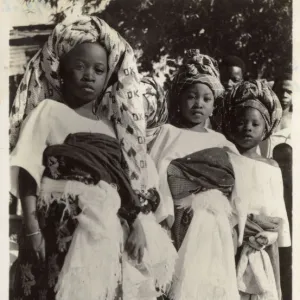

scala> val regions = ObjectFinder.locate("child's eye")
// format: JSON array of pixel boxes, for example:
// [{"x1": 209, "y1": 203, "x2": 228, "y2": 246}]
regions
[
  {"x1": 95, "y1": 67, "x2": 104, "y2": 74},
  {"x1": 187, "y1": 94, "x2": 195, "y2": 100},
  {"x1": 204, "y1": 97, "x2": 212, "y2": 102},
  {"x1": 74, "y1": 63, "x2": 84, "y2": 70}
]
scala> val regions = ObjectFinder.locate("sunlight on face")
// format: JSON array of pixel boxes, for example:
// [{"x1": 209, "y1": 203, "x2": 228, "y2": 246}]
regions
[
  {"x1": 232, "y1": 107, "x2": 266, "y2": 150},
  {"x1": 61, "y1": 42, "x2": 108, "y2": 107},
  {"x1": 179, "y1": 83, "x2": 215, "y2": 125}
]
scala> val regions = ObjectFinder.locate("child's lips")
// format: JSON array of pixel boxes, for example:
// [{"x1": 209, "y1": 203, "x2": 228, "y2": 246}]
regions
[
  {"x1": 192, "y1": 110, "x2": 204, "y2": 116},
  {"x1": 242, "y1": 134, "x2": 254, "y2": 140}
]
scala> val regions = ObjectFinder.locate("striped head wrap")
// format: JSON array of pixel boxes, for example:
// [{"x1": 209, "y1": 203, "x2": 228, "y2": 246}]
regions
[{"x1": 223, "y1": 80, "x2": 282, "y2": 139}]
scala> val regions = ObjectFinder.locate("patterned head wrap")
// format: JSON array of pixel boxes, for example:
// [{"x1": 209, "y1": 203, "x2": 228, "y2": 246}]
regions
[
  {"x1": 224, "y1": 80, "x2": 282, "y2": 139},
  {"x1": 10, "y1": 16, "x2": 148, "y2": 191},
  {"x1": 141, "y1": 76, "x2": 168, "y2": 145},
  {"x1": 168, "y1": 49, "x2": 224, "y2": 125}
]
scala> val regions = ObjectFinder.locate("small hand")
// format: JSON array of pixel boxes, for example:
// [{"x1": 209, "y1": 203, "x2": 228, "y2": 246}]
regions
[
  {"x1": 255, "y1": 231, "x2": 278, "y2": 246},
  {"x1": 248, "y1": 236, "x2": 264, "y2": 250},
  {"x1": 248, "y1": 231, "x2": 278, "y2": 250},
  {"x1": 125, "y1": 218, "x2": 146, "y2": 264},
  {"x1": 27, "y1": 232, "x2": 46, "y2": 265}
]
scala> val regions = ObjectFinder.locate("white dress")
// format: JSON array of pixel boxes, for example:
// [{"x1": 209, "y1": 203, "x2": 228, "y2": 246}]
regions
[
  {"x1": 259, "y1": 127, "x2": 291, "y2": 158},
  {"x1": 150, "y1": 124, "x2": 240, "y2": 300},
  {"x1": 10, "y1": 99, "x2": 177, "y2": 300},
  {"x1": 228, "y1": 152, "x2": 291, "y2": 248},
  {"x1": 228, "y1": 153, "x2": 291, "y2": 300}
]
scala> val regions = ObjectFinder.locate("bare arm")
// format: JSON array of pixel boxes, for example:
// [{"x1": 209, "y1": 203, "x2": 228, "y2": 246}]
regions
[
  {"x1": 18, "y1": 168, "x2": 45, "y2": 263},
  {"x1": 19, "y1": 168, "x2": 40, "y2": 233}
]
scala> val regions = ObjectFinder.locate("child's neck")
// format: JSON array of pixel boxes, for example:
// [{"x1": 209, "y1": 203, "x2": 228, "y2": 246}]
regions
[
  {"x1": 180, "y1": 119, "x2": 206, "y2": 130},
  {"x1": 237, "y1": 145, "x2": 260, "y2": 159},
  {"x1": 283, "y1": 107, "x2": 291, "y2": 116},
  {"x1": 74, "y1": 101, "x2": 99, "y2": 120}
]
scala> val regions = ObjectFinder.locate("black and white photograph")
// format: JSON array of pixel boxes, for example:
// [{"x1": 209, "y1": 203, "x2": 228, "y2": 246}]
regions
[{"x1": 2, "y1": 0, "x2": 297, "y2": 299}]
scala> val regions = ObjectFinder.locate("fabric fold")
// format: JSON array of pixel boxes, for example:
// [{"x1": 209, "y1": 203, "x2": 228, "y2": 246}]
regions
[
  {"x1": 236, "y1": 214, "x2": 282, "y2": 300},
  {"x1": 169, "y1": 190, "x2": 239, "y2": 300}
]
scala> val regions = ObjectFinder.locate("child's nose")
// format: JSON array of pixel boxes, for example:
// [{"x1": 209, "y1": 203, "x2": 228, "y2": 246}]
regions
[{"x1": 194, "y1": 98, "x2": 203, "y2": 107}]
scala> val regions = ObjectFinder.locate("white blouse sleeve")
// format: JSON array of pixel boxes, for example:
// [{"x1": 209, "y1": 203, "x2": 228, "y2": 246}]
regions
[
  {"x1": 228, "y1": 153, "x2": 253, "y2": 246},
  {"x1": 272, "y1": 169, "x2": 291, "y2": 247},
  {"x1": 10, "y1": 100, "x2": 51, "y2": 198}
]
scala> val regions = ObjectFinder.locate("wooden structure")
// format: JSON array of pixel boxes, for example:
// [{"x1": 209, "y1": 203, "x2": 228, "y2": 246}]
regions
[{"x1": 9, "y1": 24, "x2": 54, "y2": 111}]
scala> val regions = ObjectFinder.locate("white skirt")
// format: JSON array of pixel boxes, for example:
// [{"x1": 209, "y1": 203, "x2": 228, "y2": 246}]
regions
[
  {"x1": 39, "y1": 178, "x2": 177, "y2": 300},
  {"x1": 168, "y1": 189, "x2": 239, "y2": 300}
]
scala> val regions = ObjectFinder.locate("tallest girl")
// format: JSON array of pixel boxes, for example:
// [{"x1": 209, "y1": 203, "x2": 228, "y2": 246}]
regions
[{"x1": 10, "y1": 16, "x2": 176, "y2": 300}]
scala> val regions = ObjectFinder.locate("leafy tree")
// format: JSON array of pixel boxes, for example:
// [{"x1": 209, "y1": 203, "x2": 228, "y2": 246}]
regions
[{"x1": 23, "y1": 0, "x2": 293, "y2": 85}]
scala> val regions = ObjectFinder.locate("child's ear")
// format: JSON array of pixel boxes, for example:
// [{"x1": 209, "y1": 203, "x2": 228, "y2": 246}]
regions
[{"x1": 261, "y1": 128, "x2": 267, "y2": 141}]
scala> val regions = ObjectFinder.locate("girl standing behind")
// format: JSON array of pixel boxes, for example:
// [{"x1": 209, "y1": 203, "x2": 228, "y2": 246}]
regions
[
  {"x1": 150, "y1": 50, "x2": 242, "y2": 299},
  {"x1": 223, "y1": 80, "x2": 291, "y2": 300},
  {"x1": 168, "y1": 49, "x2": 224, "y2": 132}
]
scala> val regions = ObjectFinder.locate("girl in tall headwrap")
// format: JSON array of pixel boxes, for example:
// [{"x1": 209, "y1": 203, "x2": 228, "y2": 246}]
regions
[
  {"x1": 149, "y1": 50, "x2": 250, "y2": 299},
  {"x1": 9, "y1": 16, "x2": 177, "y2": 300},
  {"x1": 168, "y1": 49, "x2": 224, "y2": 132},
  {"x1": 223, "y1": 80, "x2": 291, "y2": 300},
  {"x1": 151, "y1": 49, "x2": 241, "y2": 227}
]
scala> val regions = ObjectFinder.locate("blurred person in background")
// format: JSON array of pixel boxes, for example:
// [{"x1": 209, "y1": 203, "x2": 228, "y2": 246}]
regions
[
  {"x1": 259, "y1": 72, "x2": 292, "y2": 158},
  {"x1": 220, "y1": 55, "x2": 246, "y2": 92}
]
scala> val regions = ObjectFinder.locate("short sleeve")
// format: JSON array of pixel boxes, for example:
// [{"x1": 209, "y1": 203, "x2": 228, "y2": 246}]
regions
[
  {"x1": 272, "y1": 170, "x2": 291, "y2": 247},
  {"x1": 10, "y1": 100, "x2": 51, "y2": 198}
]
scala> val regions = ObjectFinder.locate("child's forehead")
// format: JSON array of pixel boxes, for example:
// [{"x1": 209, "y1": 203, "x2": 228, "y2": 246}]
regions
[
  {"x1": 281, "y1": 80, "x2": 292, "y2": 92},
  {"x1": 62, "y1": 42, "x2": 107, "y2": 63},
  {"x1": 183, "y1": 82, "x2": 213, "y2": 94},
  {"x1": 235, "y1": 106, "x2": 264, "y2": 119}
]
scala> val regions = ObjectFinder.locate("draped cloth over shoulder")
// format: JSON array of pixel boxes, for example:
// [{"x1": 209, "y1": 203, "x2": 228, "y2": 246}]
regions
[
  {"x1": 167, "y1": 148, "x2": 239, "y2": 300},
  {"x1": 9, "y1": 16, "x2": 147, "y2": 191},
  {"x1": 223, "y1": 80, "x2": 282, "y2": 140}
]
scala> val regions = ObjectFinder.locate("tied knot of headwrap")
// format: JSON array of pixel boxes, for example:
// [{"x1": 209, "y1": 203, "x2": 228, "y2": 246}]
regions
[
  {"x1": 184, "y1": 49, "x2": 221, "y2": 79},
  {"x1": 224, "y1": 80, "x2": 282, "y2": 139}
]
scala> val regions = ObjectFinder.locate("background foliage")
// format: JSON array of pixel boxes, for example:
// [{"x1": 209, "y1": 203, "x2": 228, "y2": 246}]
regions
[{"x1": 24, "y1": 0, "x2": 293, "y2": 85}]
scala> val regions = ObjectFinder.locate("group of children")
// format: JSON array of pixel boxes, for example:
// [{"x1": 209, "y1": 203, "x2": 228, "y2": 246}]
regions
[{"x1": 9, "y1": 16, "x2": 292, "y2": 300}]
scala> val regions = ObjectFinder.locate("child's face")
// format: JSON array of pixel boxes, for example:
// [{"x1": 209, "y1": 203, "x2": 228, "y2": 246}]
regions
[
  {"x1": 179, "y1": 83, "x2": 214, "y2": 125},
  {"x1": 221, "y1": 66, "x2": 243, "y2": 91},
  {"x1": 232, "y1": 107, "x2": 266, "y2": 150},
  {"x1": 61, "y1": 42, "x2": 108, "y2": 106},
  {"x1": 274, "y1": 80, "x2": 292, "y2": 110}
]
